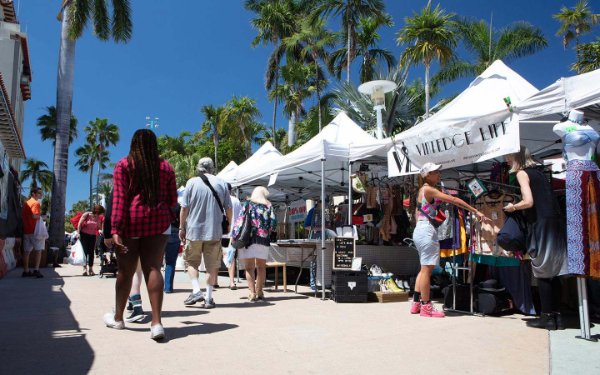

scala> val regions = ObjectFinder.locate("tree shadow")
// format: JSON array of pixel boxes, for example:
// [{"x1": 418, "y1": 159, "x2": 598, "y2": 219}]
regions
[{"x1": 0, "y1": 268, "x2": 94, "y2": 373}]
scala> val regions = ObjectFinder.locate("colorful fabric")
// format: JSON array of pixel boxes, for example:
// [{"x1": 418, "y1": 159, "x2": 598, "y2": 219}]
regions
[
  {"x1": 440, "y1": 209, "x2": 467, "y2": 258},
  {"x1": 232, "y1": 201, "x2": 276, "y2": 246},
  {"x1": 416, "y1": 195, "x2": 442, "y2": 221},
  {"x1": 565, "y1": 160, "x2": 600, "y2": 278},
  {"x1": 111, "y1": 157, "x2": 177, "y2": 238},
  {"x1": 22, "y1": 198, "x2": 40, "y2": 235}
]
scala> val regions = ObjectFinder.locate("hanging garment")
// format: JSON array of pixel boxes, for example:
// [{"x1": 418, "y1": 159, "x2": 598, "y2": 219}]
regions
[
  {"x1": 479, "y1": 195, "x2": 512, "y2": 256},
  {"x1": 565, "y1": 160, "x2": 600, "y2": 278},
  {"x1": 522, "y1": 167, "x2": 568, "y2": 279},
  {"x1": 440, "y1": 209, "x2": 467, "y2": 258},
  {"x1": 366, "y1": 186, "x2": 378, "y2": 209}
]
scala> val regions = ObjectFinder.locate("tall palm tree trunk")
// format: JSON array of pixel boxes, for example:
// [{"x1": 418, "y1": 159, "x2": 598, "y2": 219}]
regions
[
  {"x1": 424, "y1": 63, "x2": 430, "y2": 117},
  {"x1": 272, "y1": 55, "x2": 280, "y2": 148},
  {"x1": 346, "y1": 21, "x2": 352, "y2": 82},
  {"x1": 89, "y1": 167, "x2": 94, "y2": 210},
  {"x1": 315, "y1": 59, "x2": 322, "y2": 132},
  {"x1": 288, "y1": 112, "x2": 296, "y2": 146},
  {"x1": 95, "y1": 161, "x2": 102, "y2": 204},
  {"x1": 213, "y1": 134, "x2": 218, "y2": 172},
  {"x1": 50, "y1": 6, "x2": 76, "y2": 248}
]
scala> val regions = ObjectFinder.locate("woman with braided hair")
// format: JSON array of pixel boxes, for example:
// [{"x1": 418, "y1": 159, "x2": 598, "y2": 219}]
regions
[{"x1": 103, "y1": 129, "x2": 177, "y2": 341}]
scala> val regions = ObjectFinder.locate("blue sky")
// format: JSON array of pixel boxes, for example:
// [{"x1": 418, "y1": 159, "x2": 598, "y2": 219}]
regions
[{"x1": 17, "y1": 0, "x2": 594, "y2": 210}]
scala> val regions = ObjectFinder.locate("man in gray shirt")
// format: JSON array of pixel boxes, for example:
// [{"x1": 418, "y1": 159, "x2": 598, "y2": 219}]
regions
[{"x1": 179, "y1": 157, "x2": 232, "y2": 308}]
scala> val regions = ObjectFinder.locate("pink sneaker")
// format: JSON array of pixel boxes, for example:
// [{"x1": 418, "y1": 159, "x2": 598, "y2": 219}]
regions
[
  {"x1": 410, "y1": 301, "x2": 421, "y2": 314},
  {"x1": 420, "y1": 302, "x2": 445, "y2": 318}
]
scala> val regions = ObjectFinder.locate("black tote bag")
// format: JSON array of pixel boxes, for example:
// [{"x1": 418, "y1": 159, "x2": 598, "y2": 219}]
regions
[{"x1": 231, "y1": 205, "x2": 253, "y2": 250}]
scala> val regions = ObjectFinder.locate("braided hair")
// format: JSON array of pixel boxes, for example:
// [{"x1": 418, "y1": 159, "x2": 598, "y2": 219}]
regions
[{"x1": 127, "y1": 129, "x2": 161, "y2": 207}]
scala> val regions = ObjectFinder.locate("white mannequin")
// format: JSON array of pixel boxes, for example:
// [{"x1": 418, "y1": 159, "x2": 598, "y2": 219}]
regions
[{"x1": 552, "y1": 109, "x2": 599, "y2": 161}]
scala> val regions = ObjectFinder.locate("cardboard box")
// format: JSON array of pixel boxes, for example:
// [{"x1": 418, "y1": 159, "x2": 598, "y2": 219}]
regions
[{"x1": 368, "y1": 291, "x2": 409, "y2": 303}]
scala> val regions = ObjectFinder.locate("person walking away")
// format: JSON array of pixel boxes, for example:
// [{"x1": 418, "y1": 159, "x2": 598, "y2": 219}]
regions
[
  {"x1": 103, "y1": 191, "x2": 146, "y2": 323},
  {"x1": 503, "y1": 146, "x2": 568, "y2": 330},
  {"x1": 77, "y1": 205, "x2": 104, "y2": 276},
  {"x1": 104, "y1": 129, "x2": 177, "y2": 341},
  {"x1": 232, "y1": 186, "x2": 277, "y2": 302},
  {"x1": 412, "y1": 163, "x2": 489, "y2": 317},
  {"x1": 222, "y1": 183, "x2": 241, "y2": 290},
  {"x1": 180, "y1": 157, "x2": 232, "y2": 309},
  {"x1": 21, "y1": 187, "x2": 44, "y2": 278}
]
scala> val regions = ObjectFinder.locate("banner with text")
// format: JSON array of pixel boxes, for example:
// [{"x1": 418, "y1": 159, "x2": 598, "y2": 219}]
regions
[
  {"x1": 387, "y1": 113, "x2": 520, "y2": 176},
  {"x1": 288, "y1": 200, "x2": 307, "y2": 223}
]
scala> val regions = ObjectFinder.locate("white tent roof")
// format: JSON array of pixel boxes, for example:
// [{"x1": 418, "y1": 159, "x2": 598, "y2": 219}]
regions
[
  {"x1": 387, "y1": 60, "x2": 539, "y2": 176},
  {"x1": 235, "y1": 112, "x2": 386, "y2": 199},
  {"x1": 222, "y1": 141, "x2": 283, "y2": 186},
  {"x1": 216, "y1": 160, "x2": 238, "y2": 180},
  {"x1": 516, "y1": 68, "x2": 600, "y2": 121}
]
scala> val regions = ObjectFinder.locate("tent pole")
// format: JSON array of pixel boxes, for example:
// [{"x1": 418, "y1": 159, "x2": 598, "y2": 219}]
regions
[
  {"x1": 321, "y1": 157, "x2": 326, "y2": 301},
  {"x1": 576, "y1": 276, "x2": 597, "y2": 341},
  {"x1": 348, "y1": 161, "x2": 353, "y2": 225}
]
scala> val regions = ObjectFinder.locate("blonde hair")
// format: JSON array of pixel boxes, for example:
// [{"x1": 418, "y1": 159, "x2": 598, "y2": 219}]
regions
[
  {"x1": 508, "y1": 146, "x2": 537, "y2": 173},
  {"x1": 250, "y1": 186, "x2": 270, "y2": 206}
]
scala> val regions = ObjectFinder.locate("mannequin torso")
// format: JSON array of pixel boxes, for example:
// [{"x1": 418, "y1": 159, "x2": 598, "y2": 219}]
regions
[{"x1": 553, "y1": 123, "x2": 599, "y2": 161}]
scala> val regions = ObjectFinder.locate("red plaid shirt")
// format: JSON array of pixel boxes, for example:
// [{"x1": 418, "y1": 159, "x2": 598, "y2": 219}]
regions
[{"x1": 111, "y1": 157, "x2": 177, "y2": 238}]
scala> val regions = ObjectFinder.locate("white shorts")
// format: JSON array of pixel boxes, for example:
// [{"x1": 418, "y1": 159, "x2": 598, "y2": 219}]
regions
[
  {"x1": 412, "y1": 220, "x2": 440, "y2": 266},
  {"x1": 23, "y1": 234, "x2": 45, "y2": 253},
  {"x1": 239, "y1": 244, "x2": 269, "y2": 260}
]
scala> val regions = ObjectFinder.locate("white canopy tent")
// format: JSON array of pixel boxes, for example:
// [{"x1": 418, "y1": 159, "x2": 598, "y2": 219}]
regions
[
  {"x1": 216, "y1": 160, "x2": 238, "y2": 181},
  {"x1": 386, "y1": 60, "x2": 539, "y2": 176},
  {"x1": 515, "y1": 68, "x2": 600, "y2": 122}
]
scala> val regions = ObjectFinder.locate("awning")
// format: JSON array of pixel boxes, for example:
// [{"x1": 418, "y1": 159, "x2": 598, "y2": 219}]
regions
[{"x1": 0, "y1": 73, "x2": 25, "y2": 159}]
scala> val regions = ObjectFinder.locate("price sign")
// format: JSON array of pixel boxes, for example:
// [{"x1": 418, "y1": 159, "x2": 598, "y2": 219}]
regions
[{"x1": 333, "y1": 237, "x2": 355, "y2": 270}]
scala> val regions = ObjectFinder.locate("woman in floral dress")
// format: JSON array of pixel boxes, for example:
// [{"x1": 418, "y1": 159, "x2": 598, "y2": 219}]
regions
[{"x1": 232, "y1": 186, "x2": 277, "y2": 302}]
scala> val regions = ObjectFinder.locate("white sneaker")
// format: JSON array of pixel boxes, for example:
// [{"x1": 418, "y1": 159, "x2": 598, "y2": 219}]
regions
[
  {"x1": 150, "y1": 324, "x2": 165, "y2": 341},
  {"x1": 103, "y1": 312, "x2": 124, "y2": 330}
]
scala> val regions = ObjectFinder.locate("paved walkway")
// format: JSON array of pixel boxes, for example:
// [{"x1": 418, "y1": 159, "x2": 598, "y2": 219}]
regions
[{"x1": 0, "y1": 264, "x2": 597, "y2": 374}]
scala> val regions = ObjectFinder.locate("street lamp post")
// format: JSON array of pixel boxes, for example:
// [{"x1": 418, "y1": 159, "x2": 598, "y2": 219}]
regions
[{"x1": 358, "y1": 80, "x2": 397, "y2": 139}]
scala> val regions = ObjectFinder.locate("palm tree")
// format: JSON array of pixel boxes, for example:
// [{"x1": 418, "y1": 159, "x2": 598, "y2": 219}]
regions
[
  {"x1": 50, "y1": 0, "x2": 132, "y2": 249},
  {"x1": 200, "y1": 105, "x2": 226, "y2": 172},
  {"x1": 20, "y1": 159, "x2": 53, "y2": 192},
  {"x1": 85, "y1": 118, "x2": 119, "y2": 203},
  {"x1": 269, "y1": 61, "x2": 315, "y2": 146},
  {"x1": 36, "y1": 106, "x2": 78, "y2": 146},
  {"x1": 225, "y1": 96, "x2": 262, "y2": 158},
  {"x1": 311, "y1": 0, "x2": 389, "y2": 82},
  {"x1": 554, "y1": 0, "x2": 600, "y2": 72},
  {"x1": 397, "y1": 4, "x2": 457, "y2": 117},
  {"x1": 283, "y1": 17, "x2": 336, "y2": 132},
  {"x1": 75, "y1": 143, "x2": 107, "y2": 210},
  {"x1": 433, "y1": 18, "x2": 547, "y2": 85},
  {"x1": 329, "y1": 16, "x2": 396, "y2": 84},
  {"x1": 572, "y1": 38, "x2": 600, "y2": 72},
  {"x1": 246, "y1": 0, "x2": 301, "y2": 148},
  {"x1": 554, "y1": 1, "x2": 599, "y2": 49}
]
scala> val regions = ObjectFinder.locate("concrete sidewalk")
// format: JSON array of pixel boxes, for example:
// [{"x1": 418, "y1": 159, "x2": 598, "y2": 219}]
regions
[{"x1": 0, "y1": 264, "x2": 595, "y2": 374}]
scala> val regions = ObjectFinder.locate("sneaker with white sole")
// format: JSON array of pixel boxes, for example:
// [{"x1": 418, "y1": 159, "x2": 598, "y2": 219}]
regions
[
  {"x1": 184, "y1": 291, "x2": 205, "y2": 306},
  {"x1": 103, "y1": 312, "x2": 125, "y2": 329},
  {"x1": 420, "y1": 301, "x2": 445, "y2": 318},
  {"x1": 150, "y1": 324, "x2": 165, "y2": 341},
  {"x1": 201, "y1": 298, "x2": 216, "y2": 309},
  {"x1": 125, "y1": 306, "x2": 146, "y2": 323}
]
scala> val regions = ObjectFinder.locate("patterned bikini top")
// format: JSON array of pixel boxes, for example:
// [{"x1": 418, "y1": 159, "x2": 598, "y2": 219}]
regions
[
  {"x1": 417, "y1": 195, "x2": 442, "y2": 220},
  {"x1": 564, "y1": 129, "x2": 600, "y2": 150}
]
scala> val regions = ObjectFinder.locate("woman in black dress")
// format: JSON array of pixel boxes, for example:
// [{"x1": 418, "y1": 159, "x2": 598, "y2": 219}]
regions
[{"x1": 504, "y1": 146, "x2": 568, "y2": 330}]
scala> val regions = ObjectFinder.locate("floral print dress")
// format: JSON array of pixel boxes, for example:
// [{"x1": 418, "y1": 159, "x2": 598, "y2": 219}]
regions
[{"x1": 232, "y1": 201, "x2": 277, "y2": 246}]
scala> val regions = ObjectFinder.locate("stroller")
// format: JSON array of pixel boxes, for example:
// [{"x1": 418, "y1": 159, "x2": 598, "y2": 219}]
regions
[{"x1": 98, "y1": 234, "x2": 118, "y2": 278}]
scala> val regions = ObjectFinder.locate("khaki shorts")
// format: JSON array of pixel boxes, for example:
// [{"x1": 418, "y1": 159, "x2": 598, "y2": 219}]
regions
[
  {"x1": 183, "y1": 240, "x2": 222, "y2": 271},
  {"x1": 23, "y1": 234, "x2": 45, "y2": 253}
]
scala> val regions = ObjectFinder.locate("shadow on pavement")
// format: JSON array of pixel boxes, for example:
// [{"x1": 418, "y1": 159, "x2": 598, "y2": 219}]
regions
[
  {"x1": 124, "y1": 322, "x2": 238, "y2": 342},
  {"x1": 0, "y1": 268, "x2": 94, "y2": 373}
]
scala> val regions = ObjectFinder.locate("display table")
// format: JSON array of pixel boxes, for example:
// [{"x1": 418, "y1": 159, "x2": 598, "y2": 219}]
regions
[
  {"x1": 269, "y1": 241, "x2": 420, "y2": 291},
  {"x1": 269, "y1": 241, "x2": 318, "y2": 292}
]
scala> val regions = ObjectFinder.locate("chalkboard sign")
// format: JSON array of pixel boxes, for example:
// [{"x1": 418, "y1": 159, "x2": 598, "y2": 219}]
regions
[{"x1": 333, "y1": 237, "x2": 355, "y2": 270}]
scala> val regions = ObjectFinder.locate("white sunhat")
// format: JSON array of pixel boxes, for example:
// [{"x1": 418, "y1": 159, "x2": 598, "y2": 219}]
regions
[{"x1": 419, "y1": 162, "x2": 442, "y2": 177}]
